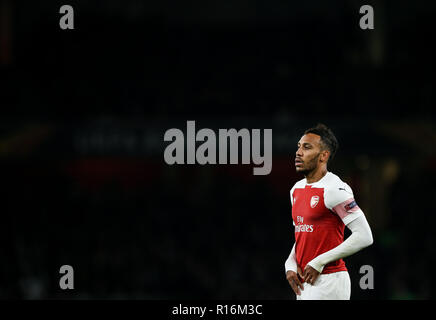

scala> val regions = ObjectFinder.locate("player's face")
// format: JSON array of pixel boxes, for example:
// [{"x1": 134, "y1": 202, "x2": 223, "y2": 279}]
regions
[{"x1": 295, "y1": 133, "x2": 323, "y2": 174}]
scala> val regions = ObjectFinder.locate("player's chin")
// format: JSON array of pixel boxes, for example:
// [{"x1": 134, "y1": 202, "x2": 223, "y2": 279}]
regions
[
  {"x1": 295, "y1": 166, "x2": 309, "y2": 175},
  {"x1": 295, "y1": 166, "x2": 305, "y2": 173}
]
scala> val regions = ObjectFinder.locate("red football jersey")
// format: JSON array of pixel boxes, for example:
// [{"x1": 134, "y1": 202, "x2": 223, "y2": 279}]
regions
[{"x1": 290, "y1": 172, "x2": 363, "y2": 274}]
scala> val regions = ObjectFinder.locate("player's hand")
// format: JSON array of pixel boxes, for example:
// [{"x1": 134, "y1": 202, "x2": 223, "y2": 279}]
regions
[
  {"x1": 286, "y1": 266, "x2": 304, "y2": 296},
  {"x1": 303, "y1": 265, "x2": 320, "y2": 285}
]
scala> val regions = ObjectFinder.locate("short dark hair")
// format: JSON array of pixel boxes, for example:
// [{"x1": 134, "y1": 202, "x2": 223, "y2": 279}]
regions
[{"x1": 304, "y1": 123, "x2": 339, "y2": 162}]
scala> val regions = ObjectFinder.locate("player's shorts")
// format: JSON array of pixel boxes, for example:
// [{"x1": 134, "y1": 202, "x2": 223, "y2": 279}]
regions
[{"x1": 296, "y1": 271, "x2": 351, "y2": 300}]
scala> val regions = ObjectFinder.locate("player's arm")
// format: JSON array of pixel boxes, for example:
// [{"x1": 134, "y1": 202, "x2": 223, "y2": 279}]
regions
[
  {"x1": 303, "y1": 184, "x2": 373, "y2": 284},
  {"x1": 305, "y1": 213, "x2": 373, "y2": 276},
  {"x1": 286, "y1": 186, "x2": 305, "y2": 294},
  {"x1": 284, "y1": 242, "x2": 297, "y2": 273},
  {"x1": 285, "y1": 243, "x2": 304, "y2": 295}
]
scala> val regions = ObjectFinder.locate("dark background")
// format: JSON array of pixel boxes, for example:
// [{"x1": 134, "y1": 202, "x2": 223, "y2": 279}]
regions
[{"x1": 0, "y1": 0, "x2": 435, "y2": 299}]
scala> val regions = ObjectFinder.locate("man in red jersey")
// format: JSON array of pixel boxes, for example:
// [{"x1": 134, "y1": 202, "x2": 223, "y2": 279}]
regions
[{"x1": 284, "y1": 124, "x2": 373, "y2": 300}]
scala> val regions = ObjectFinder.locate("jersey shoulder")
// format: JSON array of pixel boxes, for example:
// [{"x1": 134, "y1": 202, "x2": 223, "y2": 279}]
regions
[
  {"x1": 290, "y1": 178, "x2": 306, "y2": 205},
  {"x1": 323, "y1": 172, "x2": 355, "y2": 210}
]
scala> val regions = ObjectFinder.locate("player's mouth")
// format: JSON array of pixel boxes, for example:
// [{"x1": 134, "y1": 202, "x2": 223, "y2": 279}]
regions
[{"x1": 295, "y1": 158, "x2": 303, "y2": 167}]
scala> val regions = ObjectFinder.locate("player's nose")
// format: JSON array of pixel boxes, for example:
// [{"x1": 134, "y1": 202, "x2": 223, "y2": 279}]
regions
[{"x1": 296, "y1": 148, "x2": 303, "y2": 157}]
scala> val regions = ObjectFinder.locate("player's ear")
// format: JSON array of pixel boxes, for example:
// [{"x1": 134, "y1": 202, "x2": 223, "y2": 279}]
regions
[{"x1": 320, "y1": 150, "x2": 330, "y2": 163}]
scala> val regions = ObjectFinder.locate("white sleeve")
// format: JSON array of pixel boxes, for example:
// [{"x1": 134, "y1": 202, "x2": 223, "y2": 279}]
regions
[
  {"x1": 324, "y1": 182, "x2": 363, "y2": 225},
  {"x1": 289, "y1": 187, "x2": 295, "y2": 207},
  {"x1": 284, "y1": 243, "x2": 297, "y2": 273},
  {"x1": 290, "y1": 188, "x2": 295, "y2": 226},
  {"x1": 306, "y1": 214, "x2": 373, "y2": 273}
]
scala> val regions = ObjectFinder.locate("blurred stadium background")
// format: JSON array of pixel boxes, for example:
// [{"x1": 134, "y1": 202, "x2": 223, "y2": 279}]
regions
[{"x1": 0, "y1": 0, "x2": 435, "y2": 299}]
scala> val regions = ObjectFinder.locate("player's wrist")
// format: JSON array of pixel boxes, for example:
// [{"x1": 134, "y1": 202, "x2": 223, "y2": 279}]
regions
[
  {"x1": 285, "y1": 266, "x2": 297, "y2": 274},
  {"x1": 285, "y1": 264, "x2": 297, "y2": 274},
  {"x1": 285, "y1": 258, "x2": 298, "y2": 274},
  {"x1": 307, "y1": 260, "x2": 324, "y2": 273}
]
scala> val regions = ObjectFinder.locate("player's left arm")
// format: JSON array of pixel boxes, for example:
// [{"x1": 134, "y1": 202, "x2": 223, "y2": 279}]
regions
[
  {"x1": 305, "y1": 214, "x2": 373, "y2": 277},
  {"x1": 303, "y1": 184, "x2": 374, "y2": 284}
]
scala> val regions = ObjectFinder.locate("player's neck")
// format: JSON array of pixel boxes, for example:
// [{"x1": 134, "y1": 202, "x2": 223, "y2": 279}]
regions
[{"x1": 305, "y1": 167, "x2": 328, "y2": 184}]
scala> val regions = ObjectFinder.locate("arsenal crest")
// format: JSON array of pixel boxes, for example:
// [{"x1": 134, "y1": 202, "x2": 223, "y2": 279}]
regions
[{"x1": 310, "y1": 195, "x2": 319, "y2": 208}]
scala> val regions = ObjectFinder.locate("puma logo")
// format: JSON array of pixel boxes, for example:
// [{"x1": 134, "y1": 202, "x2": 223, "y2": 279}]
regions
[{"x1": 339, "y1": 187, "x2": 352, "y2": 194}]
